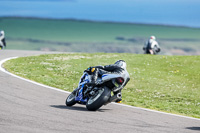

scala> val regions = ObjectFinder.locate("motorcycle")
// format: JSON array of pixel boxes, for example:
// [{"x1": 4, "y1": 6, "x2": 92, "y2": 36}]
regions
[
  {"x1": 143, "y1": 46, "x2": 160, "y2": 55},
  {"x1": 65, "y1": 69, "x2": 130, "y2": 111}
]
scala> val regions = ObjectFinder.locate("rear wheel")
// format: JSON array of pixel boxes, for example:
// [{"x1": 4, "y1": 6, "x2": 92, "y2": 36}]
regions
[
  {"x1": 86, "y1": 87, "x2": 111, "y2": 111},
  {"x1": 66, "y1": 93, "x2": 76, "y2": 106}
]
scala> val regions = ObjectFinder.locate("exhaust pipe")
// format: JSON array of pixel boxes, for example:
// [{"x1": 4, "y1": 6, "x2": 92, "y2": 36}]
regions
[
  {"x1": 109, "y1": 93, "x2": 122, "y2": 102},
  {"x1": 105, "y1": 93, "x2": 122, "y2": 105}
]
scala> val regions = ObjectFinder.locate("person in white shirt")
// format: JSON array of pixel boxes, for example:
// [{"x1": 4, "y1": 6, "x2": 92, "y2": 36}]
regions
[
  {"x1": 143, "y1": 36, "x2": 160, "y2": 54},
  {"x1": 0, "y1": 30, "x2": 6, "y2": 49}
]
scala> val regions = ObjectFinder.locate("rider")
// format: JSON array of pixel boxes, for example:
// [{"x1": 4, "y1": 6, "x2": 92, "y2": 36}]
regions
[
  {"x1": 84, "y1": 60, "x2": 130, "y2": 102},
  {"x1": 85, "y1": 60, "x2": 127, "y2": 85},
  {"x1": 0, "y1": 30, "x2": 6, "y2": 49},
  {"x1": 143, "y1": 36, "x2": 160, "y2": 54}
]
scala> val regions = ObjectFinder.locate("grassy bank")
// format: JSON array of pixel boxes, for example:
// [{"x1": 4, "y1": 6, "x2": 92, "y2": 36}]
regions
[
  {"x1": 1, "y1": 17, "x2": 200, "y2": 54},
  {"x1": 3, "y1": 53, "x2": 200, "y2": 118}
]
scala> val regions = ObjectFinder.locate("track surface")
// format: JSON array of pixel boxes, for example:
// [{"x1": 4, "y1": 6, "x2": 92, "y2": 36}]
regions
[{"x1": 0, "y1": 50, "x2": 200, "y2": 133}]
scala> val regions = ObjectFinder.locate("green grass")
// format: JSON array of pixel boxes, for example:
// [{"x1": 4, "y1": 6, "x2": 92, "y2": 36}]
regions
[
  {"x1": 2, "y1": 17, "x2": 200, "y2": 42},
  {"x1": 1, "y1": 17, "x2": 200, "y2": 54},
  {"x1": 3, "y1": 53, "x2": 200, "y2": 118}
]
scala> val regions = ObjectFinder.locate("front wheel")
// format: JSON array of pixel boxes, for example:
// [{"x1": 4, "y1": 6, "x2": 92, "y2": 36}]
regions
[
  {"x1": 86, "y1": 87, "x2": 111, "y2": 111},
  {"x1": 66, "y1": 93, "x2": 76, "y2": 106}
]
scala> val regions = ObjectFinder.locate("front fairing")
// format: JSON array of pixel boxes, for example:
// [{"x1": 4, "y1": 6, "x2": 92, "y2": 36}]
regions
[
  {"x1": 78, "y1": 72, "x2": 91, "y2": 87},
  {"x1": 75, "y1": 72, "x2": 91, "y2": 104},
  {"x1": 75, "y1": 86, "x2": 88, "y2": 104}
]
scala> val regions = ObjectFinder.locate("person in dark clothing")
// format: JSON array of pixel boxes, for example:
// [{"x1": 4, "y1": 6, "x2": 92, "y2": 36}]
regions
[{"x1": 0, "y1": 30, "x2": 6, "y2": 49}]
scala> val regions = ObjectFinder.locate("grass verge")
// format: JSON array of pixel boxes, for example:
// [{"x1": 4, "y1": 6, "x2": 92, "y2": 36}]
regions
[{"x1": 3, "y1": 53, "x2": 200, "y2": 118}]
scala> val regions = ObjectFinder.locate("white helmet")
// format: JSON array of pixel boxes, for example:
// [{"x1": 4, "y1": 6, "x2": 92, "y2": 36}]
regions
[
  {"x1": 150, "y1": 36, "x2": 156, "y2": 40},
  {"x1": 114, "y1": 60, "x2": 126, "y2": 69},
  {"x1": 0, "y1": 30, "x2": 4, "y2": 36}
]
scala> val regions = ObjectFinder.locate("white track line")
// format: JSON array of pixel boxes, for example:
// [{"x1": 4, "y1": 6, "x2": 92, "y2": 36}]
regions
[
  {"x1": 0, "y1": 56, "x2": 200, "y2": 121},
  {"x1": 0, "y1": 57, "x2": 70, "y2": 94}
]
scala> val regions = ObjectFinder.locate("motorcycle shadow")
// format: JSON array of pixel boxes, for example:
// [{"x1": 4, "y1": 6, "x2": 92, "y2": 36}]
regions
[
  {"x1": 50, "y1": 105, "x2": 110, "y2": 112},
  {"x1": 186, "y1": 127, "x2": 200, "y2": 131}
]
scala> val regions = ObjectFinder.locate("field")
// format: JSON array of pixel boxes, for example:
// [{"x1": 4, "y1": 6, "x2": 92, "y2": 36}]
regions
[
  {"x1": 1, "y1": 17, "x2": 200, "y2": 55},
  {"x1": 1, "y1": 17, "x2": 200, "y2": 118},
  {"x1": 3, "y1": 53, "x2": 200, "y2": 118}
]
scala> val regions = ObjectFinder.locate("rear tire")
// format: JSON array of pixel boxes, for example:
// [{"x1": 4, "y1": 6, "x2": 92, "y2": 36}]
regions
[
  {"x1": 66, "y1": 93, "x2": 76, "y2": 106},
  {"x1": 86, "y1": 87, "x2": 111, "y2": 111}
]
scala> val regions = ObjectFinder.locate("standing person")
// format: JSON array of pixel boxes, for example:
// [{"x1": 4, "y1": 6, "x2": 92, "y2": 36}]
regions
[
  {"x1": 0, "y1": 30, "x2": 6, "y2": 49},
  {"x1": 143, "y1": 36, "x2": 160, "y2": 55}
]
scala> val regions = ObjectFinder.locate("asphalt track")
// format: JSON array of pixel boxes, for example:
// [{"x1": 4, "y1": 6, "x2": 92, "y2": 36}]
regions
[{"x1": 0, "y1": 50, "x2": 200, "y2": 133}]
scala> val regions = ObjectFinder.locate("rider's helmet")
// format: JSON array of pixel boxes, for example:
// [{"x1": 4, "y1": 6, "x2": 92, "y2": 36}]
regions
[
  {"x1": 150, "y1": 36, "x2": 156, "y2": 40},
  {"x1": 0, "y1": 30, "x2": 4, "y2": 36},
  {"x1": 114, "y1": 60, "x2": 127, "y2": 69}
]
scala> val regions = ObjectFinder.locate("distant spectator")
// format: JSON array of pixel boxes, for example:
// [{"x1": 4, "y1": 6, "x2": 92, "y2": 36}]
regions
[
  {"x1": 0, "y1": 30, "x2": 6, "y2": 49},
  {"x1": 143, "y1": 36, "x2": 160, "y2": 55}
]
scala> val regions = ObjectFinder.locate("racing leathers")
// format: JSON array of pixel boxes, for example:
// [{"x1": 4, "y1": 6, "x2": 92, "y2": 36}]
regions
[{"x1": 85, "y1": 64, "x2": 123, "y2": 85}]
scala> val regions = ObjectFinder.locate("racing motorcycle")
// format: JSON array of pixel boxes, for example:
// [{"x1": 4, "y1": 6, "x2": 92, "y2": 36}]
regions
[{"x1": 65, "y1": 69, "x2": 130, "y2": 111}]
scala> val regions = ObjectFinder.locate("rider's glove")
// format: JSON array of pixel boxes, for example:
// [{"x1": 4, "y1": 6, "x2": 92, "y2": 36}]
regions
[
  {"x1": 84, "y1": 67, "x2": 92, "y2": 74},
  {"x1": 84, "y1": 67, "x2": 95, "y2": 74}
]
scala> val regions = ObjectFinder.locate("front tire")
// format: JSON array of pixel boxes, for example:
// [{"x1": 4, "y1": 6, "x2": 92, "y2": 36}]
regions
[
  {"x1": 86, "y1": 87, "x2": 111, "y2": 111},
  {"x1": 66, "y1": 93, "x2": 76, "y2": 106}
]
